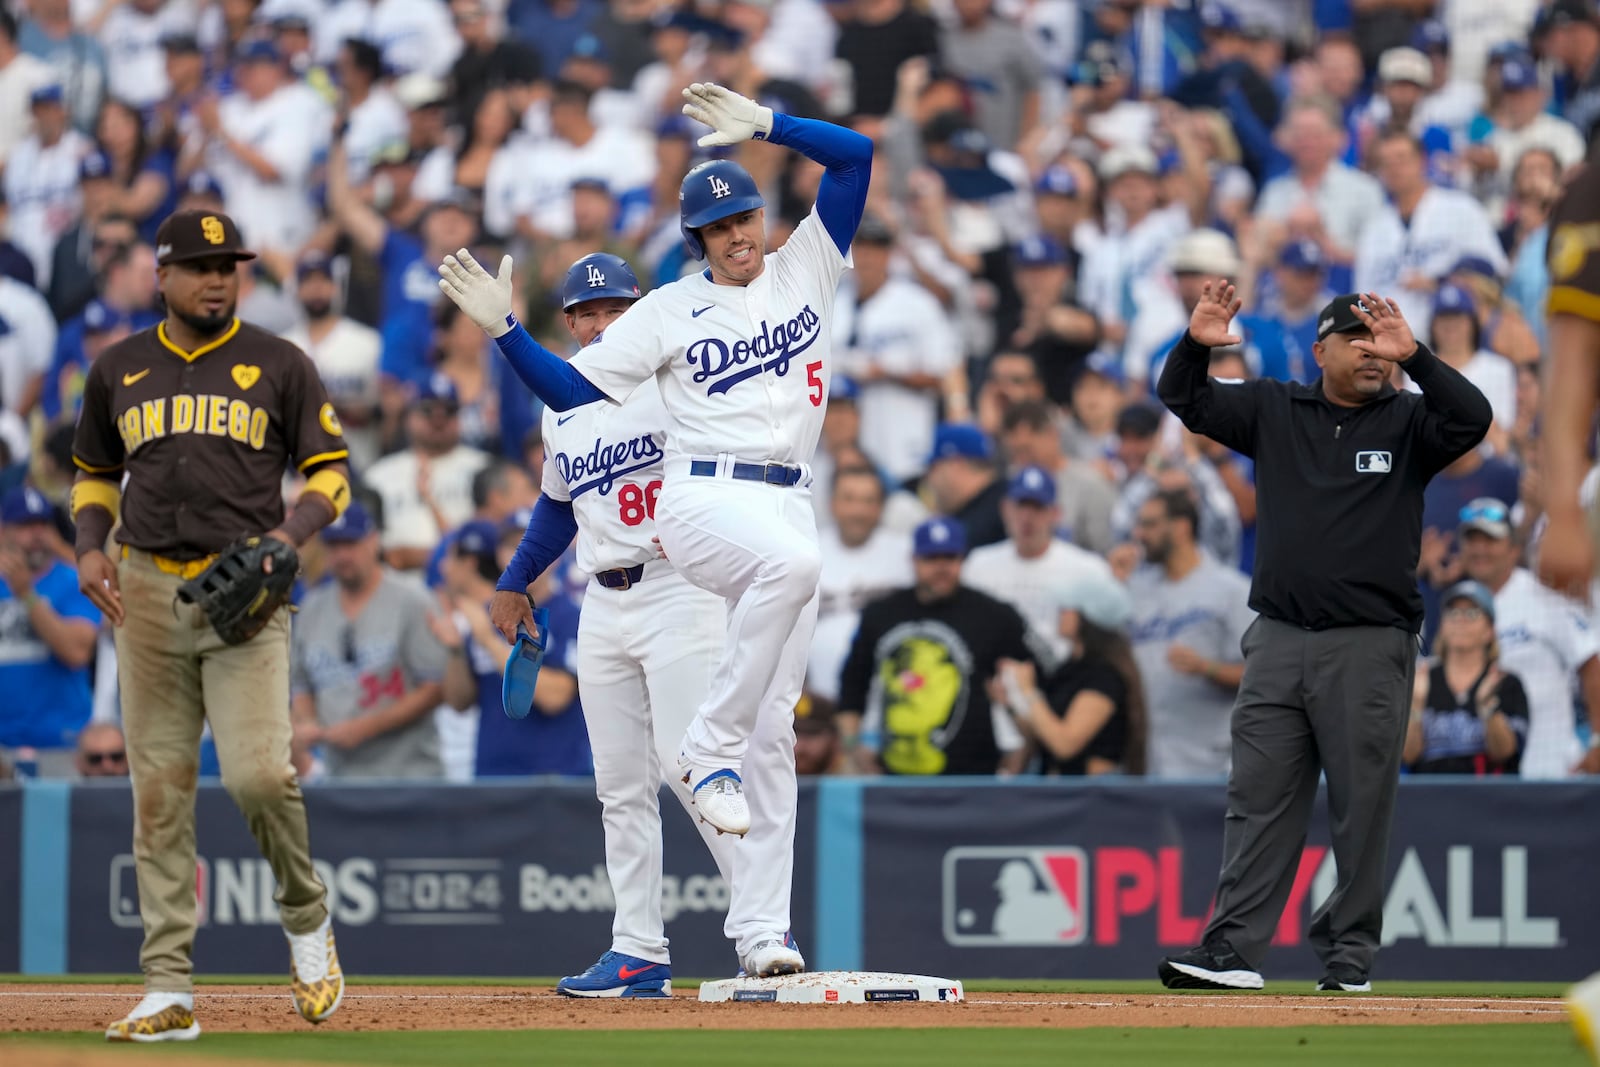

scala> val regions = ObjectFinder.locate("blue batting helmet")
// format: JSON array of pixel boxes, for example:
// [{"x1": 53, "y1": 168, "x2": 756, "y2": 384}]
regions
[
  {"x1": 678, "y1": 159, "x2": 765, "y2": 260},
  {"x1": 561, "y1": 253, "x2": 641, "y2": 311}
]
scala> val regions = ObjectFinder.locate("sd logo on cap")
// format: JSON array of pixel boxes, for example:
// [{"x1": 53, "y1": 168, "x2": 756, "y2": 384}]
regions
[{"x1": 153, "y1": 209, "x2": 258, "y2": 267}]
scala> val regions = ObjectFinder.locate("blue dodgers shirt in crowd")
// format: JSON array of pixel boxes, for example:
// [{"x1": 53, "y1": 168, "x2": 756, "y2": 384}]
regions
[
  {"x1": 468, "y1": 584, "x2": 591, "y2": 776},
  {"x1": 0, "y1": 561, "x2": 101, "y2": 748},
  {"x1": 378, "y1": 228, "x2": 439, "y2": 386}
]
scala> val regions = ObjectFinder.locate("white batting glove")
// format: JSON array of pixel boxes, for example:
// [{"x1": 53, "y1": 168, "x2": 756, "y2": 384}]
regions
[
  {"x1": 437, "y1": 248, "x2": 515, "y2": 338},
  {"x1": 681, "y1": 82, "x2": 773, "y2": 148}
]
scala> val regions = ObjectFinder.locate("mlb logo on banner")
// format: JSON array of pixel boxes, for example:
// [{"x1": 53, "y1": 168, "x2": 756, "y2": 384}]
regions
[{"x1": 942, "y1": 847, "x2": 1087, "y2": 946}]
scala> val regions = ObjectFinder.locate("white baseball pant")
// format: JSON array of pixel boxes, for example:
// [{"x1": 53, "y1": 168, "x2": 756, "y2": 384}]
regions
[{"x1": 575, "y1": 565, "x2": 740, "y2": 963}]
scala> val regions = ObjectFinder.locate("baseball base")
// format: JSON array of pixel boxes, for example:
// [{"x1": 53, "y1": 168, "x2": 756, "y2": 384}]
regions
[{"x1": 697, "y1": 972, "x2": 964, "y2": 1004}]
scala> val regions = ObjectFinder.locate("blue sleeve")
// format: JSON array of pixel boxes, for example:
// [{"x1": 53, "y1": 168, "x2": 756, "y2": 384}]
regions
[
  {"x1": 766, "y1": 112, "x2": 873, "y2": 256},
  {"x1": 493, "y1": 320, "x2": 607, "y2": 411},
  {"x1": 46, "y1": 567, "x2": 100, "y2": 625},
  {"x1": 496, "y1": 494, "x2": 580, "y2": 592}
]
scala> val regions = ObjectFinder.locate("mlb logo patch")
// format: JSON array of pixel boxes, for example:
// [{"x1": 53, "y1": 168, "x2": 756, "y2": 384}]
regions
[
  {"x1": 942, "y1": 846, "x2": 1087, "y2": 946},
  {"x1": 1356, "y1": 451, "x2": 1392, "y2": 474}
]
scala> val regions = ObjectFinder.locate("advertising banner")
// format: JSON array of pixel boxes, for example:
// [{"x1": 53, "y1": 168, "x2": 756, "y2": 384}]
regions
[
  {"x1": 860, "y1": 782, "x2": 1600, "y2": 982},
  {"x1": 68, "y1": 782, "x2": 816, "y2": 978}
]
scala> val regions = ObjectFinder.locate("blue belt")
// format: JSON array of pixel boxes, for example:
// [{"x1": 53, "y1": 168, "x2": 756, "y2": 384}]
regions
[
  {"x1": 594, "y1": 563, "x2": 646, "y2": 590},
  {"x1": 688, "y1": 459, "x2": 803, "y2": 486}
]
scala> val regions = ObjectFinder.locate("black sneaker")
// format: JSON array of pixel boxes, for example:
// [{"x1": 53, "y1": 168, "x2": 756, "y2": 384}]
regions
[
  {"x1": 1316, "y1": 967, "x2": 1371, "y2": 992},
  {"x1": 1158, "y1": 941, "x2": 1264, "y2": 990}
]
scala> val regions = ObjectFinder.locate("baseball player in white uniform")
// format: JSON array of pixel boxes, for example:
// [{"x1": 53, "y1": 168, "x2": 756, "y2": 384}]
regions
[
  {"x1": 441, "y1": 83, "x2": 872, "y2": 979},
  {"x1": 491, "y1": 253, "x2": 753, "y2": 996}
]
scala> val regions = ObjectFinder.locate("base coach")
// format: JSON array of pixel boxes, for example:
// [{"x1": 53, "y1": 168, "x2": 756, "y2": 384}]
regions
[{"x1": 1153, "y1": 284, "x2": 1491, "y2": 992}]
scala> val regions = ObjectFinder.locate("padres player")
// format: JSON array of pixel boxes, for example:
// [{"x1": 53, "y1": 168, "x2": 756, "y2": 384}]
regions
[
  {"x1": 492, "y1": 252, "x2": 770, "y2": 995},
  {"x1": 442, "y1": 82, "x2": 870, "y2": 977},
  {"x1": 72, "y1": 210, "x2": 352, "y2": 1041}
]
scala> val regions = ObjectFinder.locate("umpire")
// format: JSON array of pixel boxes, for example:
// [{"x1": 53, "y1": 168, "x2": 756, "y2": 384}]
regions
[
  {"x1": 1154, "y1": 284, "x2": 1490, "y2": 992},
  {"x1": 72, "y1": 210, "x2": 353, "y2": 1040}
]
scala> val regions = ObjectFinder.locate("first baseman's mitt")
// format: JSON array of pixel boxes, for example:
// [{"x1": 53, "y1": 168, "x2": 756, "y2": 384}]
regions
[{"x1": 176, "y1": 536, "x2": 299, "y2": 645}]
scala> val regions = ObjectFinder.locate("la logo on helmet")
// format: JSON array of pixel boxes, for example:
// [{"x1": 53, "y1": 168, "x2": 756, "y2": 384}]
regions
[
  {"x1": 709, "y1": 175, "x2": 732, "y2": 199},
  {"x1": 586, "y1": 264, "x2": 606, "y2": 287}
]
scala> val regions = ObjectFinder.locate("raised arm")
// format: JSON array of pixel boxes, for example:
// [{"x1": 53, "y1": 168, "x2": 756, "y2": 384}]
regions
[
  {"x1": 437, "y1": 251, "x2": 607, "y2": 411},
  {"x1": 1156, "y1": 282, "x2": 1261, "y2": 457}
]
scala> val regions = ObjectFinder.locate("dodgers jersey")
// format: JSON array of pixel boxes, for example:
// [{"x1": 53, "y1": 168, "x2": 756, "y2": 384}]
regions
[
  {"x1": 569, "y1": 208, "x2": 851, "y2": 466},
  {"x1": 541, "y1": 375, "x2": 671, "y2": 574}
]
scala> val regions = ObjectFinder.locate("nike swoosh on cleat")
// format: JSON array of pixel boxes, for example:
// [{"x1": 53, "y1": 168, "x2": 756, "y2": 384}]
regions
[
  {"x1": 691, "y1": 305, "x2": 715, "y2": 318},
  {"x1": 617, "y1": 963, "x2": 657, "y2": 980}
]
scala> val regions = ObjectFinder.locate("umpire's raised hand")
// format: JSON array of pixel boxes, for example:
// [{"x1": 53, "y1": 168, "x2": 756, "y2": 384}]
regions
[
  {"x1": 1188, "y1": 281, "x2": 1243, "y2": 348},
  {"x1": 1344, "y1": 293, "x2": 1419, "y2": 362}
]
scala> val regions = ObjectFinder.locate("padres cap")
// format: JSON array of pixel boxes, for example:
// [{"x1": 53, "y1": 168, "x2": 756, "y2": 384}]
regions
[
  {"x1": 154, "y1": 209, "x2": 257, "y2": 266},
  {"x1": 1315, "y1": 293, "x2": 1374, "y2": 341}
]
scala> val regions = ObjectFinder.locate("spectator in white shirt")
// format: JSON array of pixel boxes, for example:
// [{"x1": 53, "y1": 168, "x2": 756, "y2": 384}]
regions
[
  {"x1": 280, "y1": 252, "x2": 385, "y2": 471},
  {"x1": 3, "y1": 83, "x2": 88, "y2": 289},
  {"x1": 1475, "y1": 55, "x2": 1586, "y2": 194},
  {"x1": 97, "y1": 0, "x2": 192, "y2": 110},
  {"x1": 963, "y1": 464, "x2": 1113, "y2": 667},
  {"x1": 809, "y1": 465, "x2": 914, "y2": 703},
  {"x1": 834, "y1": 213, "x2": 963, "y2": 484},
  {"x1": 196, "y1": 38, "x2": 326, "y2": 256},
  {"x1": 362, "y1": 374, "x2": 492, "y2": 572},
  {"x1": 336, "y1": 37, "x2": 409, "y2": 185},
  {"x1": 1457, "y1": 498, "x2": 1600, "y2": 779},
  {"x1": 0, "y1": 270, "x2": 56, "y2": 420},
  {"x1": 0, "y1": 11, "x2": 57, "y2": 165},
  {"x1": 1422, "y1": 284, "x2": 1517, "y2": 446}
]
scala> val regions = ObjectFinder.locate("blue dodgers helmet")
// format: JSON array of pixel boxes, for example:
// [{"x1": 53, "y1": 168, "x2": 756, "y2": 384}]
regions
[
  {"x1": 560, "y1": 252, "x2": 642, "y2": 311},
  {"x1": 678, "y1": 159, "x2": 765, "y2": 260}
]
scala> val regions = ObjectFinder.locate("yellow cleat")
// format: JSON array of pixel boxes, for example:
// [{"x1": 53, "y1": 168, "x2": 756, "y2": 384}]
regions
[
  {"x1": 1571, "y1": 972, "x2": 1600, "y2": 1065},
  {"x1": 287, "y1": 917, "x2": 345, "y2": 1024},
  {"x1": 104, "y1": 993, "x2": 201, "y2": 1042}
]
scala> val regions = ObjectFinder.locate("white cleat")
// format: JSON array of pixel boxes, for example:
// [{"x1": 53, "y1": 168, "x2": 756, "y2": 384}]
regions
[
  {"x1": 741, "y1": 937, "x2": 806, "y2": 978},
  {"x1": 678, "y1": 755, "x2": 750, "y2": 836},
  {"x1": 104, "y1": 992, "x2": 201, "y2": 1042}
]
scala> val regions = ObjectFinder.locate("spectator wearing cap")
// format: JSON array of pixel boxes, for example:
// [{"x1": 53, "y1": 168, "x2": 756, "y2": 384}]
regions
[
  {"x1": 0, "y1": 253, "x2": 57, "y2": 421},
  {"x1": 558, "y1": 33, "x2": 634, "y2": 131},
  {"x1": 793, "y1": 692, "x2": 841, "y2": 776},
  {"x1": 336, "y1": 37, "x2": 408, "y2": 186},
  {"x1": 1403, "y1": 18, "x2": 1485, "y2": 138},
  {"x1": 937, "y1": 0, "x2": 1044, "y2": 152},
  {"x1": 17, "y1": 0, "x2": 108, "y2": 134},
  {"x1": 291, "y1": 499, "x2": 451, "y2": 780},
  {"x1": 4, "y1": 82, "x2": 91, "y2": 289},
  {"x1": 429, "y1": 519, "x2": 591, "y2": 777},
  {"x1": 1171, "y1": 3, "x2": 1281, "y2": 180},
  {"x1": 0, "y1": 485, "x2": 100, "y2": 776},
  {"x1": 833, "y1": 213, "x2": 962, "y2": 483},
  {"x1": 991, "y1": 568, "x2": 1146, "y2": 775},
  {"x1": 428, "y1": 299, "x2": 508, "y2": 455},
  {"x1": 1355, "y1": 129, "x2": 1507, "y2": 338},
  {"x1": 41, "y1": 242, "x2": 160, "y2": 426},
  {"x1": 1457, "y1": 497, "x2": 1600, "y2": 778},
  {"x1": 96, "y1": 97, "x2": 178, "y2": 245},
  {"x1": 1065, "y1": 351, "x2": 1125, "y2": 466},
  {"x1": 364, "y1": 372, "x2": 493, "y2": 571},
  {"x1": 97, "y1": 0, "x2": 191, "y2": 109},
  {"x1": 922, "y1": 423, "x2": 1008, "y2": 549},
  {"x1": 1127, "y1": 489, "x2": 1252, "y2": 779},
  {"x1": 1444, "y1": 253, "x2": 1542, "y2": 368},
  {"x1": 1362, "y1": 47, "x2": 1459, "y2": 186},
  {"x1": 281, "y1": 253, "x2": 385, "y2": 469},
  {"x1": 964, "y1": 463, "x2": 1114, "y2": 666},
  {"x1": 1240, "y1": 239, "x2": 1334, "y2": 384},
  {"x1": 1010, "y1": 234, "x2": 1098, "y2": 397},
  {"x1": 1109, "y1": 401, "x2": 1242, "y2": 569},
  {"x1": 1405, "y1": 579, "x2": 1529, "y2": 776},
  {"x1": 1536, "y1": 0, "x2": 1600, "y2": 141},
  {"x1": 1417, "y1": 449, "x2": 1520, "y2": 652},
  {"x1": 1033, "y1": 161, "x2": 1098, "y2": 258},
  {"x1": 392, "y1": 73, "x2": 456, "y2": 203},
  {"x1": 151, "y1": 32, "x2": 207, "y2": 153},
  {"x1": 448, "y1": 0, "x2": 542, "y2": 135},
  {"x1": 1422, "y1": 283, "x2": 1517, "y2": 440},
  {"x1": 837, "y1": 0, "x2": 940, "y2": 120},
  {"x1": 1077, "y1": 142, "x2": 1202, "y2": 361},
  {"x1": 0, "y1": 10, "x2": 56, "y2": 165},
  {"x1": 1254, "y1": 96, "x2": 1385, "y2": 286},
  {"x1": 45, "y1": 149, "x2": 119, "y2": 321},
  {"x1": 1473, "y1": 54, "x2": 1586, "y2": 197},
  {"x1": 838, "y1": 515, "x2": 1041, "y2": 775},
  {"x1": 997, "y1": 399, "x2": 1116, "y2": 554},
  {"x1": 1126, "y1": 228, "x2": 1243, "y2": 397},
  {"x1": 189, "y1": 37, "x2": 329, "y2": 257},
  {"x1": 810, "y1": 464, "x2": 913, "y2": 703}
]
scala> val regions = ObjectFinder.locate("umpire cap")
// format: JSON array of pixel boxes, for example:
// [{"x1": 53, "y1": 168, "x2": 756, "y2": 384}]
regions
[
  {"x1": 154, "y1": 209, "x2": 256, "y2": 267},
  {"x1": 679, "y1": 159, "x2": 765, "y2": 260},
  {"x1": 561, "y1": 253, "x2": 642, "y2": 310}
]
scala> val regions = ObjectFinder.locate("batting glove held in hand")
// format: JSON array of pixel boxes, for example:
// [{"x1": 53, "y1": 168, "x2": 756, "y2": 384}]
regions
[
  {"x1": 682, "y1": 82, "x2": 773, "y2": 148},
  {"x1": 437, "y1": 248, "x2": 515, "y2": 338}
]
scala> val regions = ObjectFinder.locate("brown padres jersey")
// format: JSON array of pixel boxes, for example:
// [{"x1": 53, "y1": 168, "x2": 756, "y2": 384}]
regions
[
  {"x1": 72, "y1": 318, "x2": 349, "y2": 559},
  {"x1": 1547, "y1": 141, "x2": 1600, "y2": 326}
]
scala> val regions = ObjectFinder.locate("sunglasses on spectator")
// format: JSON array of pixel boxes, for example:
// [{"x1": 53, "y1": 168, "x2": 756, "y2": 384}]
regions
[
  {"x1": 1459, "y1": 501, "x2": 1509, "y2": 526},
  {"x1": 84, "y1": 750, "x2": 126, "y2": 766},
  {"x1": 1444, "y1": 607, "x2": 1485, "y2": 621}
]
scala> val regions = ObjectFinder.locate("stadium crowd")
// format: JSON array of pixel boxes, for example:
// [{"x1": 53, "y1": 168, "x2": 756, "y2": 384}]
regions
[{"x1": 1, "y1": 0, "x2": 1598, "y2": 783}]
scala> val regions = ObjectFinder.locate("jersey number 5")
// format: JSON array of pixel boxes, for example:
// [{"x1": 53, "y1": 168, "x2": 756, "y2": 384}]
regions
[
  {"x1": 807, "y1": 361, "x2": 823, "y2": 407},
  {"x1": 618, "y1": 480, "x2": 662, "y2": 527}
]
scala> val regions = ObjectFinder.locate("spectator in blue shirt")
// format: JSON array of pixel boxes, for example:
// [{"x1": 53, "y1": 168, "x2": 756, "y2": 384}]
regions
[
  {"x1": 431, "y1": 519, "x2": 591, "y2": 777},
  {"x1": 1241, "y1": 239, "x2": 1332, "y2": 383},
  {"x1": 0, "y1": 486, "x2": 100, "y2": 770}
]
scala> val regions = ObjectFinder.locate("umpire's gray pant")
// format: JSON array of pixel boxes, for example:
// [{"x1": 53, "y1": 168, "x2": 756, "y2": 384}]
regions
[{"x1": 1201, "y1": 616, "x2": 1416, "y2": 975}]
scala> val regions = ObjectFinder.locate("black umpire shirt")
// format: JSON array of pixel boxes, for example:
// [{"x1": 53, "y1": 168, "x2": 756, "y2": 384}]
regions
[{"x1": 1157, "y1": 333, "x2": 1491, "y2": 633}]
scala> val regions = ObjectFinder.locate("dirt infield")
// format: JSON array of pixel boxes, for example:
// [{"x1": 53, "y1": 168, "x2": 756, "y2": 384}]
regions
[{"x1": 0, "y1": 984, "x2": 1569, "y2": 1036}]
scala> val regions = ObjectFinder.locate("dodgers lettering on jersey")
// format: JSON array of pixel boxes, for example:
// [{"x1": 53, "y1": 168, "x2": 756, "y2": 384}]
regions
[
  {"x1": 542, "y1": 376, "x2": 672, "y2": 574},
  {"x1": 568, "y1": 209, "x2": 851, "y2": 466}
]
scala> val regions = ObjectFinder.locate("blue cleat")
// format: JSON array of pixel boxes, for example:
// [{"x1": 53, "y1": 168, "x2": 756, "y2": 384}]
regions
[{"x1": 557, "y1": 951, "x2": 672, "y2": 998}]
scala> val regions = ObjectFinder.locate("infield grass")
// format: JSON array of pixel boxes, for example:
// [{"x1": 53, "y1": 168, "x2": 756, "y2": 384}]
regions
[{"x1": 3, "y1": 1024, "x2": 1589, "y2": 1066}]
